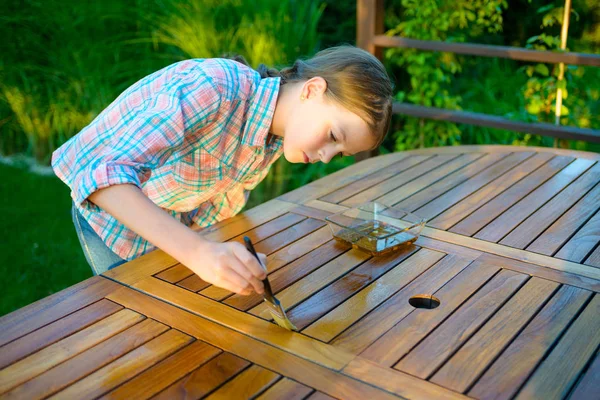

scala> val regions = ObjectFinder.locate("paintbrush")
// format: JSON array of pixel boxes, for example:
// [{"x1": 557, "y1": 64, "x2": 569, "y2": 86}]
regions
[{"x1": 243, "y1": 236, "x2": 297, "y2": 331}]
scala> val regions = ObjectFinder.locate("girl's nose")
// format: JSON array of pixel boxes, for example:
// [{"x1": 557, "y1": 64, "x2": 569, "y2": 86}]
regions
[{"x1": 318, "y1": 149, "x2": 335, "y2": 164}]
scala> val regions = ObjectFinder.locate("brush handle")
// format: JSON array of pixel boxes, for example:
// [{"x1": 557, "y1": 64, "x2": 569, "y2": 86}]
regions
[{"x1": 243, "y1": 236, "x2": 276, "y2": 303}]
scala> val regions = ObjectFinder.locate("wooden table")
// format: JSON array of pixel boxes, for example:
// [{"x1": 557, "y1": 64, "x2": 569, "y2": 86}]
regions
[{"x1": 2, "y1": 145, "x2": 599, "y2": 400}]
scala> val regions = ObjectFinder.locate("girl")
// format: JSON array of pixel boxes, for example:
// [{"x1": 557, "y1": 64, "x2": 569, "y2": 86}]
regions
[{"x1": 52, "y1": 45, "x2": 393, "y2": 296}]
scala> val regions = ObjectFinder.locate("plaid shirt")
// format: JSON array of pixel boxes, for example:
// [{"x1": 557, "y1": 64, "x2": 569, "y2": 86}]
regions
[{"x1": 52, "y1": 59, "x2": 283, "y2": 260}]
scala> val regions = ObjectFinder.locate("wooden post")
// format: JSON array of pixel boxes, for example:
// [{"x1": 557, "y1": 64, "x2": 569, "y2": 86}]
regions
[
  {"x1": 356, "y1": 0, "x2": 385, "y2": 161},
  {"x1": 554, "y1": 0, "x2": 572, "y2": 148}
]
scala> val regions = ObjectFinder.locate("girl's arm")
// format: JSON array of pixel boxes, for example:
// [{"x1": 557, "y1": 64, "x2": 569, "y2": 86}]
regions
[{"x1": 89, "y1": 184, "x2": 265, "y2": 296}]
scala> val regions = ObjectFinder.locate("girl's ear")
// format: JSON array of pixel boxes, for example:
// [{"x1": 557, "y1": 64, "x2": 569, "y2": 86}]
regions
[{"x1": 301, "y1": 77, "x2": 328, "y2": 100}]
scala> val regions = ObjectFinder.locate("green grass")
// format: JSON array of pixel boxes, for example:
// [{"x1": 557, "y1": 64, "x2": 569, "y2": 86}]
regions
[{"x1": 0, "y1": 163, "x2": 91, "y2": 317}]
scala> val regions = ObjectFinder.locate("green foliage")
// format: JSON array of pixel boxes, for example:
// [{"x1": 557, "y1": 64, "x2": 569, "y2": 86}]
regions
[
  {"x1": 517, "y1": 2, "x2": 600, "y2": 149},
  {"x1": 386, "y1": 0, "x2": 507, "y2": 151},
  {"x1": 0, "y1": 162, "x2": 90, "y2": 316}
]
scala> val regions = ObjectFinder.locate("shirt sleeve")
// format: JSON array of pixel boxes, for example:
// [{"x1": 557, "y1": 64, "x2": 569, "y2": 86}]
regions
[{"x1": 51, "y1": 61, "x2": 222, "y2": 209}]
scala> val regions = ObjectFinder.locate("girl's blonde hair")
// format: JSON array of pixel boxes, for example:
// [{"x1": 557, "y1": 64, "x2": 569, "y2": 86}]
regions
[{"x1": 230, "y1": 46, "x2": 394, "y2": 149}]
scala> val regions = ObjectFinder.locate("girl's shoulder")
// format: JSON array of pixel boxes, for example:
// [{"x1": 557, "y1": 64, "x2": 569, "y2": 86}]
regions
[{"x1": 173, "y1": 58, "x2": 260, "y2": 101}]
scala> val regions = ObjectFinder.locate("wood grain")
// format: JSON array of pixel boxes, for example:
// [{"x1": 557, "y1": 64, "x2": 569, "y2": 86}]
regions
[
  {"x1": 0, "y1": 309, "x2": 144, "y2": 394},
  {"x1": 430, "y1": 152, "x2": 554, "y2": 230},
  {"x1": 229, "y1": 212, "x2": 306, "y2": 244},
  {"x1": 204, "y1": 365, "x2": 280, "y2": 400},
  {"x1": 200, "y1": 217, "x2": 326, "y2": 300},
  {"x1": 469, "y1": 284, "x2": 592, "y2": 400},
  {"x1": 331, "y1": 254, "x2": 475, "y2": 354},
  {"x1": 302, "y1": 249, "x2": 444, "y2": 341},
  {"x1": 515, "y1": 294, "x2": 600, "y2": 400},
  {"x1": 152, "y1": 352, "x2": 250, "y2": 400},
  {"x1": 106, "y1": 286, "x2": 401, "y2": 400},
  {"x1": 131, "y1": 277, "x2": 354, "y2": 370},
  {"x1": 154, "y1": 264, "x2": 193, "y2": 284},
  {"x1": 376, "y1": 153, "x2": 485, "y2": 207},
  {"x1": 49, "y1": 329, "x2": 193, "y2": 400},
  {"x1": 585, "y1": 244, "x2": 600, "y2": 268},
  {"x1": 0, "y1": 299, "x2": 122, "y2": 369},
  {"x1": 450, "y1": 155, "x2": 574, "y2": 236},
  {"x1": 0, "y1": 276, "x2": 120, "y2": 347},
  {"x1": 100, "y1": 340, "x2": 221, "y2": 400},
  {"x1": 554, "y1": 209, "x2": 600, "y2": 263},
  {"x1": 415, "y1": 151, "x2": 535, "y2": 221},
  {"x1": 568, "y1": 348, "x2": 600, "y2": 400},
  {"x1": 250, "y1": 249, "x2": 371, "y2": 320},
  {"x1": 289, "y1": 245, "x2": 421, "y2": 331},
  {"x1": 394, "y1": 270, "x2": 528, "y2": 379},
  {"x1": 393, "y1": 152, "x2": 508, "y2": 211},
  {"x1": 359, "y1": 260, "x2": 499, "y2": 367},
  {"x1": 431, "y1": 277, "x2": 560, "y2": 392},
  {"x1": 225, "y1": 239, "x2": 349, "y2": 311},
  {"x1": 2, "y1": 318, "x2": 169, "y2": 400},
  {"x1": 256, "y1": 378, "x2": 313, "y2": 400},
  {"x1": 501, "y1": 162, "x2": 600, "y2": 249},
  {"x1": 280, "y1": 152, "x2": 406, "y2": 204},
  {"x1": 527, "y1": 181, "x2": 600, "y2": 256},
  {"x1": 319, "y1": 154, "x2": 435, "y2": 204},
  {"x1": 343, "y1": 358, "x2": 470, "y2": 400},
  {"x1": 340, "y1": 155, "x2": 456, "y2": 207},
  {"x1": 474, "y1": 157, "x2": 595, "y2": 242}
]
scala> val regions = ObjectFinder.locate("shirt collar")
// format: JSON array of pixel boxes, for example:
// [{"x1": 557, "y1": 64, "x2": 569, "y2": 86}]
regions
[{"x1": 241, "y1": 77, "x2": 283, "y2": 155}]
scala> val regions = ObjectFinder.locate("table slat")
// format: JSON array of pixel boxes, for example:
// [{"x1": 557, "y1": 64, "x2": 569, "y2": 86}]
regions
[
  {"x1": 256, "y1": 377, "x2": 313, "y2": 400},
  {"x1": 568, "y1": 348, "x2": 600, "y2": 400},
  {"x1": 475, "y1": 158, "x2": 594, "y2": 242},
  {"x1": 450, "y1": 155, "x2": 574, "y2": 236},
  {"x1": 320, "y1": 154, "x2": 435, "y2": 203},
  {"x1": 555, "y1": 209, "x2": 600, "y2": 263},
  {"x1": 394, "y1": 270, "x2": 528, "y2": 379},
  {"x1": 331, "y1": 253, "x2": 477, "y2": 354},
  {"x1": 515, "y1": 294, "x2": 600, "y2": 400},
  {"x1": 340, "y1": 155, "x2": 455, "y2": 207},
  {"x1": 430, "y1": 152, "x2": 553, "y2": 230},
  {"x1": 302, "y1": 249, "x2": 447, "y2": 341},
  {"x1": 415, "y1": 151, "x2": 535, "y2": 221},
  {"x1": 0, "y1": 277, "x2": 120, "y2": 347},
  {"x1": 0, "y1": 299, "x2": 122, "y2": 369},
  {"x1": 359, "y1": 261, "x2": 500, "y2": 367},
  {"x1": 527, "y1": 181, "x2": 600, "y2": 256},
  {"x1": 250, "y1": 249, "x2": 371, "y2": 319},
  {"x1": 100, "y1": 340, "x2": 221, "y2": 400},
  {"x1": 469, "y1": 284, "x2": 592, "y2": 400},
  {"x1": 431, "y1": 277, "x2": 559, "y2": 392},
  {"x1": 290, "y1": 245, "x2": 424, "y2": 330},
  {"x1": 1, "y1": 318, "x2": 168, "y2": 400},
  {"x1": 49, "y1": 329, "x2": 193, "y2": 400},
  {"x1": 225, "y1": 239, "x2": 348, "y2": 311},
  {"x1": 152, "y1": 353, "x2": 250, "y2": 400},
  {"x1": 205, "y1": 364, "x2": 280, "y2": 400},
  {"x1": 585, "y1": 245, "x2": 600, "y2": 267},
  {"x1": 501, "y1": 162, "x2": 600, "y2": 249},
  {"x1": 0, "y1": 309, "x2": 144, "y2": 394},
  {"x1": 393, "y1": 152, "x2": 508, "y2": 211},
  {"x1": 376, "y1": 153, "x2": 485, "y2": 207}
]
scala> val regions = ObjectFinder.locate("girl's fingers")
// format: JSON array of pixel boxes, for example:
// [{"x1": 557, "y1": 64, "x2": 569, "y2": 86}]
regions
[
  {"x1": 227, "y1": 255, "x2": 264, "y2": 295},
  {"x1": 232, "y1": 242, "x2": 267, "y2": 279},
  {"x1": 218, "y1": 266, "x2": 254, "y2": 295}
]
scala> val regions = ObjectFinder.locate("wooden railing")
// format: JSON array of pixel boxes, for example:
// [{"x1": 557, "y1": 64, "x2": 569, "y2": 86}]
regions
[{"x1": 357, "y1": 0, "x2": 600, "y2": 150}]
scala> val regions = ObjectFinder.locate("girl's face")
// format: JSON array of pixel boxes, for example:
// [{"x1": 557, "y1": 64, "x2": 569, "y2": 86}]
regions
[{"x1": 276, "y1": 77, "x2": 376, "y2": 164}]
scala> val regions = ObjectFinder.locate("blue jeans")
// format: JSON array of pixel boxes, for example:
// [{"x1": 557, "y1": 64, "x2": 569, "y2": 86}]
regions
[{"x1": 71, "y1": 203, "x2": 127, "y2": 275}]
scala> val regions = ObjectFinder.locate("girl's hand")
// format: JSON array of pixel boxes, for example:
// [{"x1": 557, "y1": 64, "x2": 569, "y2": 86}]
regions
[{"x1": 186, "y1": 240, "x2": 267, "y2": 296}]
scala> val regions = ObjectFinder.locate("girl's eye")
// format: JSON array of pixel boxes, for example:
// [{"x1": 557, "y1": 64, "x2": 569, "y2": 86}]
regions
[{"x1": 330, "y1": 131, "x2": 337, "y2": 142}]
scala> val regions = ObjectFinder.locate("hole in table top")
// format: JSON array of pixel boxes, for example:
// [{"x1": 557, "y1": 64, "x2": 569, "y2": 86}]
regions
[{"x1": 409, "y1": 294, "x2": 440, "y2": 309}]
